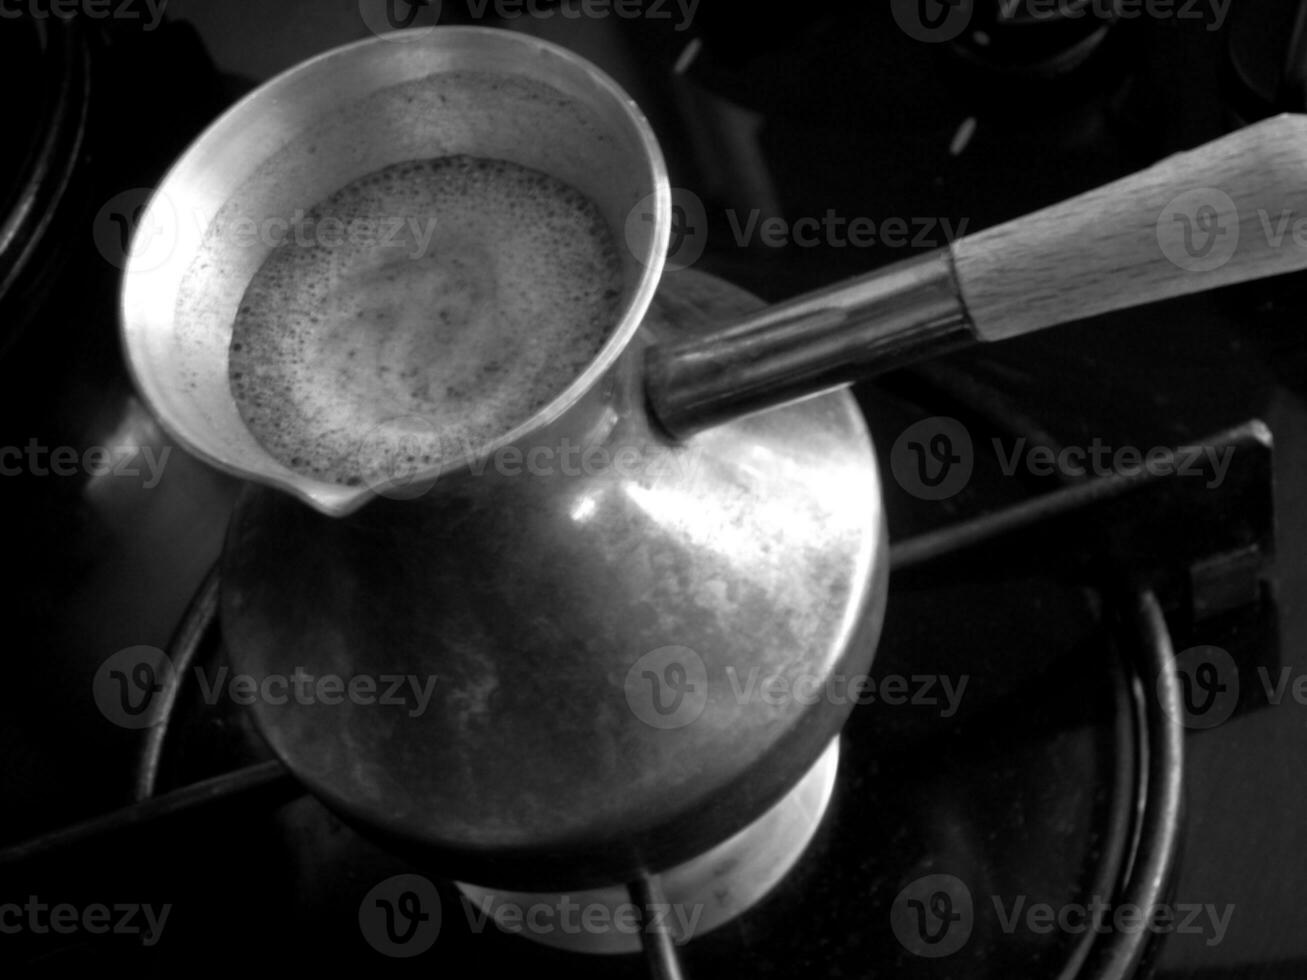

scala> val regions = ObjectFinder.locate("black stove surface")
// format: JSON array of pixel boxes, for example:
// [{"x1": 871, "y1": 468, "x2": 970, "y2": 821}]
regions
[{"x1": 3, "y1": 3, "x2": 1306, "y2": 976}]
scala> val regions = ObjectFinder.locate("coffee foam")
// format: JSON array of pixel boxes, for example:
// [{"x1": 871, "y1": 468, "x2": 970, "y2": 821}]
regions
[{"x1": 228, "y1": 155, "x2": 622, "y2": 486}]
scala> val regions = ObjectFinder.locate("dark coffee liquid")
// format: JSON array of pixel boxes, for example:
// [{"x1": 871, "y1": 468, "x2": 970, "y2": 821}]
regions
[{"x1": 228, "y1": 155, "x2": 623, "y2": 486}]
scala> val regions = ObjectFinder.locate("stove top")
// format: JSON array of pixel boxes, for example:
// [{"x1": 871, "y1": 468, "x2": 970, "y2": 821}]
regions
[{"x1": 3, "y1": 3, "x2": 1307, "y2": 977}]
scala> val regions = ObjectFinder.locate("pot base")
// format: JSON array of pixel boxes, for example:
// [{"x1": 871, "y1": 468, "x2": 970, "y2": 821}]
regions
[{"x1": 455, "y1": 736, "x2": 840, "y2": 954}]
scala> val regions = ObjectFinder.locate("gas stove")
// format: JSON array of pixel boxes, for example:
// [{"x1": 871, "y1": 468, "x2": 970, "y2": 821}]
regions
[{"x1": 3, "y1": 2, "x2": 1306, "y2": 977}]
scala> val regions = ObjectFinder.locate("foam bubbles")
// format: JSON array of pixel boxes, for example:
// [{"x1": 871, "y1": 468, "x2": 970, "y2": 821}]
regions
[{"x1": 228, "y1": 155, "x2": 623, "y2": 486}]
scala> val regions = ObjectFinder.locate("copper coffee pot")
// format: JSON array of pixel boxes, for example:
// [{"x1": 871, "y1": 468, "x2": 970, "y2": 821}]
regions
[{"x1": 120, "y1": 26, "x2": 1307, "y2": 897}]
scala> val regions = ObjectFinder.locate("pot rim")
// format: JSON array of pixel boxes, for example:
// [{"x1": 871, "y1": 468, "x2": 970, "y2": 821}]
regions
[{"x1": 119, "y1": 25, "x2": 672, "y2": 516}]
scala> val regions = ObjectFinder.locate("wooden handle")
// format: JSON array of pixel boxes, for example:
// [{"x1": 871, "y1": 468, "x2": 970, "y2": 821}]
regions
[
  {"x1": 952, "y1": 113, "x2": 1307, "y2": 341},
  {"x1": 646, "y1": 115, "x2": 1307, "y2": 438}
]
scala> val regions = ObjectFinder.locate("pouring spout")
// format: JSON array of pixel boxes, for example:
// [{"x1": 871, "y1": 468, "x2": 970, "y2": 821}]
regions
[
  {"x1": 286, "y1": 466, "x2": 448, "y2": 516},
  {"x1": 286, "y1": 479, "x2": 377, "y2": 518}
]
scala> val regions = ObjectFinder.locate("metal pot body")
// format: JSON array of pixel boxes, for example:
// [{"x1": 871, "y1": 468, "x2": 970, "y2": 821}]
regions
[
  {"x1": 222, "y1": 269, "x2": 886, "y2": 889},
  {"x1": 120, "y1": 27, "x2": 887, "y2": 890}
]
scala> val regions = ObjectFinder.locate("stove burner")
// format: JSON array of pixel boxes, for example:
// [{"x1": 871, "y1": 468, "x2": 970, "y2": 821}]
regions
[
  {"x1": 7, "y1": 414, "x2": 1252, "y2": 974},
  {"x1": 0, "y1": 18, "x2": 91, "y2": 358},
  {"x1": 0, "y1": 6, "x2": 1299, "y2": 974}
]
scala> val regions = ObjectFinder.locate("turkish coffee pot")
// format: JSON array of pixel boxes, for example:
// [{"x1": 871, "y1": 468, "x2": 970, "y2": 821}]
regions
[{"x1": 120, "y1": 27, "x2": 1307, "y2": 898}]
